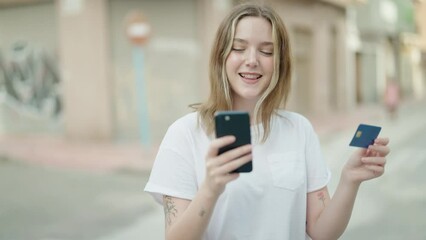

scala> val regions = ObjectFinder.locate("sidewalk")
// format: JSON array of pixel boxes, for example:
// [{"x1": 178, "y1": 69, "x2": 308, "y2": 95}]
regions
[
  {"x1": 0, "y1": 99, "x2": 424, "y2": 240},
  {"x1": 0, "y1": 135, "x2": 158, "y2": 173},
  {"x1": 97, "y1": 98, "x2": 426, "y2": 240},
  {"x1": 0, "y1": 99, "x2": 422, "y2": 174}
]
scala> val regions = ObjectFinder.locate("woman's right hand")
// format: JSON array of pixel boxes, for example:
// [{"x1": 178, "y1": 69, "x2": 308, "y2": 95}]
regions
[{"x1": 202, "y1": 136, "x2": 252, "y2": 197}]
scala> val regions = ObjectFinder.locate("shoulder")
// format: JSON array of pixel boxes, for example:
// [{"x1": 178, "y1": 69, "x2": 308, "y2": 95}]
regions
[
  {"x1": 159, "y1": 112, "x2": 201, "y2": 148},
  {"x1": 170, "y1": 112, "x2": 199, "y2": 129},
  {"x1": 272, "y1": 110, "x2": 321, "y2": 150},
  {"x1": 165, "y1": 112, "x2": 203, "y2": 138},
  {"x1": 274, "y1": 110, "x2": 314, "y2": 129}
]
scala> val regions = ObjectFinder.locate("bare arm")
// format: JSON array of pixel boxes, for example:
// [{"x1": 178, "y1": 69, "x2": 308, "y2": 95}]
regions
[
  {"x1": 163, "y1": 188, "x2": 217, "y2": 240},
  {"x1": 306, "y1": 138, "x2": 390, "y2": 240},
  {"x1": 163, "y1": 136, "x2": 252, "y2": 240},
  {"x1": 306, "y1": 181, "x2": 359, "y2": 240}
]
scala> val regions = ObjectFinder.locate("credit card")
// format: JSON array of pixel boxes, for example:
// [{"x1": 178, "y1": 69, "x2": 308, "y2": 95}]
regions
[{"x1": 349, "y1": 124, "x2": 382, "y2": 148}]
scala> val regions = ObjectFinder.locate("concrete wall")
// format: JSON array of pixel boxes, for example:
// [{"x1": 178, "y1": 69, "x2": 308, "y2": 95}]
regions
[
  {"x1": 414, "y1": 1, "x2": 426, "y2": 50},
  {"x1": 356, "y1": 0, "x2": 399, "y2": 35},
  {"x1": 108, "y1": 0, "x2": 201, "y2": 143},
  {"x1": 0, "y1": 2, "x2": 56, "y2": 50},
  {"x1": 415, "y1": 1, "x2": 426, "y2": 99},
  {"x1": 0, "y1": 0, "x2": 202, "y2": 144},
  {"x1": 269, "y1": 0, "x2": 349, "y2": 115},
  {"x1": 0, "y1": 0, "x2": 357, "y2": 142},
  {"x1": 57, "y1": 0, "x2": 113, "y2": 141},
  {"x1": 0, "y1": 2, "x2": 60, "y2": 134},
  {"x1": 1, "y1": 0, "x2": 383, "y2": 144}
]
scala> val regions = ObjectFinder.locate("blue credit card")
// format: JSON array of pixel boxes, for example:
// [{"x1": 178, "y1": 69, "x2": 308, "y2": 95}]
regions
[{"x1": 349, "y1": 124, "x2": 382, "y2": 148}]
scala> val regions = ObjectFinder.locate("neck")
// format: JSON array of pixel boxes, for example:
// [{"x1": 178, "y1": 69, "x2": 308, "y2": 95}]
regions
[{"x1": 232, "y1": 97, "x2": 258, "y2": 125}]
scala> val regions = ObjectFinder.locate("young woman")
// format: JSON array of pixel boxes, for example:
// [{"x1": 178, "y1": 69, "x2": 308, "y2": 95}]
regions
[{"x1": 145, "y1": 3, "x2": 390, "y2": 240}]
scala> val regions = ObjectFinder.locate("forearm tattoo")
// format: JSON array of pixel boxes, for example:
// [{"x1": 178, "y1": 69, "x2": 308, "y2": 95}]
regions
[
  {"x1": 164, "y1": 195, "x2": 178, "y2": 226},
  {"x1": 199, "y1": 208, "x2": 206, "y2": 217},
  {"x1": 317, "y1": 191, "x2": 326, "y2": 207}
]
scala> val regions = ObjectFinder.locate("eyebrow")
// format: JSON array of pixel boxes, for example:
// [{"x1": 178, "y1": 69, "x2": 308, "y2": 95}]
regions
[{"x1": 233, "y1": 38, "x2": 273, "y2": 46}]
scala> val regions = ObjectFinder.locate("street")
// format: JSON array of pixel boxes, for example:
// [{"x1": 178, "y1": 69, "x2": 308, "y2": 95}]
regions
[
  {"x1": 0, "y1": 100, "x2": 425, "y2": 240},
  {"x1": 323, "y1": 100, "x2": 426, "y2": 240},
  {"x1": 0, "y1": 162, "x2": 159, "y2": 240},
  {"x1": 342, "y1": 118, "x2": 426, "y2": 240}
]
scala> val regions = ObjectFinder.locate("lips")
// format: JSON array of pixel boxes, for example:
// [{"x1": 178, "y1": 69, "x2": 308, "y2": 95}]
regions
[
  {"x1": 238, "y1": 73, "x2": 262, "y2": 84},
  {"x1": 239, "y1": 73, "x2": 262, "y2": 81}
]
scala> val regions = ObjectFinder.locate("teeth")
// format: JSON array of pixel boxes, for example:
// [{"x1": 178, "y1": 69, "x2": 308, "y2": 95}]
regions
[{"x1": 240, "y1": 73, "x2": 261, "y2": 79}]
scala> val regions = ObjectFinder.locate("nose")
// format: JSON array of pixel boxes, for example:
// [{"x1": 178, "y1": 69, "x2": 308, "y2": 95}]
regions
[{"x1": 245, "y1": 48, "x2": 258, "y2": 67}]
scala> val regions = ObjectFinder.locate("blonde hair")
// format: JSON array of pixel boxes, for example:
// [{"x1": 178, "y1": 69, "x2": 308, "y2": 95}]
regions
[{"x1": 194, "y1": 3, "x2": 292, "y2": 142}]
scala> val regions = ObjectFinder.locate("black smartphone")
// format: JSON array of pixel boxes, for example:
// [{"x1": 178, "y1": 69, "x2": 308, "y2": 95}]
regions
[{"x1": 214, "y1": 111, "x2": 252, "y2": 173}]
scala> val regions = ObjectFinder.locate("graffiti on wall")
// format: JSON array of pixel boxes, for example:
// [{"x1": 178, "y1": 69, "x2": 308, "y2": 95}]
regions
[{"x1": 0, "y1": 41, "x2": 61, "y2": 118}]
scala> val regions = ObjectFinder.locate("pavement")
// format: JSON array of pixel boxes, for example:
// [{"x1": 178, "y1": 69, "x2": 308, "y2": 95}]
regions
[
  {"x1": 0, "y1": 98, "x2": 425, "y2": 240},
  {"x1": 0, "y1": 100, "x2": 394, "y2": 174},
  {"x1": 0, "y1": 135, "x2": 158, "y2": 174}
]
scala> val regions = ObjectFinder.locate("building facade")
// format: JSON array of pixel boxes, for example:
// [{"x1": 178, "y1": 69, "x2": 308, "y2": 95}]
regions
[
  {"x1": 268, "y1": 0, "x2": 354, "y2": 116},
  {"x1": 0, "y1": 0, "x2": 423, "y2": 144},
  {"x1": 355, "y1": 0, "x2": 424, "y2": 104}
]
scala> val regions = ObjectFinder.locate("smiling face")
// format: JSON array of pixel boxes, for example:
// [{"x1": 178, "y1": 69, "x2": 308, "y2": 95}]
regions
[{"x1": 225, "y1": 16, "x2": 274, "y2": 110}]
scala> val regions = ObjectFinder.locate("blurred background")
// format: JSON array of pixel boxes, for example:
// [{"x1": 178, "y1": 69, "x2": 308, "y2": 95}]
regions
[{"x1": 0, "y1": 0, "x2": 425, "y2": 239}]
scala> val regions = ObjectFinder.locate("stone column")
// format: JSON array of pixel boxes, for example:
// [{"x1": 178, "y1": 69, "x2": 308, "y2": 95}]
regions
[
  {"x1": 312, "y1": 19, "x2": 330, "y2": 114},
  {"x1": 56, "y1": 0, "x2": 113, "y2": 140},
  {"x1": 196, "y1": 0, "x2": 233, "y2": 98}
]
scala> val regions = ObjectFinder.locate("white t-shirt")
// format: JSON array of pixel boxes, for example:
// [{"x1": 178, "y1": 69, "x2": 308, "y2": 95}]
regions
[{"x1": 144, "y1": 110, "x2": 331, "y2": 240}]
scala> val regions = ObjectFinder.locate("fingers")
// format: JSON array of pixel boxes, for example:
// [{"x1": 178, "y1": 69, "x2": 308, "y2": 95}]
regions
[
  {"x1": 215, "y1": 152, "x2": 252, "y2": 175},
  {"x1": 204, "y1": 137, "x2": 253, "y2": 195},
  {"x1": 216, "y1": 171, "x2": 240, "y2": 184},
  {"x1": 207, "y1": 136, "x2": 236, "y2": 158},
  {"x1": 362, "y1": 139, "x2": 389, "y2": 179},
  {"x1": 367, "y1": 144, "x2": 390, "y2": 157},
  {"x1": 347, "y1": 137, "x2": 390, "y2": 183},
  {"x1": 206, "y1": 135, "x2": 252, "y2": 174},
  {"x1": 361, "y1": 156, "x2": 386, "y2": 166},
  {"x1": 217, "y1": 144, "x2": 252, "y2": 164},
  {"x1": 364, "y1": 164, "x2": 385, "y2": 176},
  {"x1": 374, "y1": 137, "x2": 389, "y2": 146},
  {"x1": 362, "y1": 153, "x2": 386, "y2": 178},
  {"x1": 206, "y1": 145, "x2": 252, "y2": 174}
]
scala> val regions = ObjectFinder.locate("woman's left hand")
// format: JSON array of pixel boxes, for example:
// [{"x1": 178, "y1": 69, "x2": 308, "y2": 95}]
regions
[{"x1": 342, "y1": 137, "x2": 390, "y2": 185}]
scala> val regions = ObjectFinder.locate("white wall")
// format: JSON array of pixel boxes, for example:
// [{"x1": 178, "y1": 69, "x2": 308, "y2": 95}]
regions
[{"x1": 0, "y1": 3, "x2": 57, "y2": 54}]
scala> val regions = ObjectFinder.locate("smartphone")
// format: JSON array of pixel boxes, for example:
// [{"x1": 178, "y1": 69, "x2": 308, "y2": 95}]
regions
[{"x1": 214, "y1": 111, "x2": 252, "y2": 173}]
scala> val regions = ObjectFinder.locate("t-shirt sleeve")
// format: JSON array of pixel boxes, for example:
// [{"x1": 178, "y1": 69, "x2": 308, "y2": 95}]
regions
[
  {"x1": 144, "y1": 119, "x2": 198, "y2": 205},
  {"x1": 304, "y1": 120, "x2": 331, "y2": 193}
]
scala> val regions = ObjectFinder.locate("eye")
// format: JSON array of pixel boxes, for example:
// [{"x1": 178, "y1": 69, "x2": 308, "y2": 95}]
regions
[
  {"x1": 260, "y1": 50, "x2": 273, "y2": 56},
  {"x1": 232, "y1": 48, "x2": 245, "y2": 52}
]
